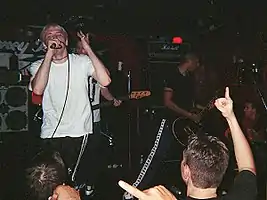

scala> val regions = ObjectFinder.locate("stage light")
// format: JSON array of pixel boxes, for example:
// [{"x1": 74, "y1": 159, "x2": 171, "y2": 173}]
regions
[{"x1": 172, "y1": 37, "x2": 183, "y2": 44}]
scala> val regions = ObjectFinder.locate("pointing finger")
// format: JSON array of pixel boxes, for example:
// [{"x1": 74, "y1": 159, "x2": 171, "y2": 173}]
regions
[
  {"x1": 118, "y1": 180, "x2": 146, "y2": 199},
  {"x1": 225, "y1": 87, "x2": 230, "y2": 99}
]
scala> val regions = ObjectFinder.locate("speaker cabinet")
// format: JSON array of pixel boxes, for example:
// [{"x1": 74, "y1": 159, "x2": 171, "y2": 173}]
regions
[
  {"x1": 0, "y1": 85, "x2": 28, "y2": 132},
  {"x1": 148, "y1": 41, "x2": 191, "y2": 62}
]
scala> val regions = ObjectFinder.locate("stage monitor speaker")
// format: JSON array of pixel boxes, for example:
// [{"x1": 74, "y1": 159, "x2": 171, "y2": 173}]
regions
[{"x1": 0, "y1": 85, "x2": 28, "y2": 132}]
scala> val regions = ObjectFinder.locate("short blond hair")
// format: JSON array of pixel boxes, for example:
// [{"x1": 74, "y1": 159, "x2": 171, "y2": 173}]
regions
[{"x1": 40, "y1": 23, "x2": 68, "y2": 43}]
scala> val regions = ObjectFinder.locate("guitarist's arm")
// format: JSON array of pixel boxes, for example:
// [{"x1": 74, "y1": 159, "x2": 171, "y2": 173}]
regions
[
  {"x1": 100, "y1": 87, "x2": 122, "y2": 107},
  {"x1": 164, "y1": 87, "x2": 199, "y2": 122}
]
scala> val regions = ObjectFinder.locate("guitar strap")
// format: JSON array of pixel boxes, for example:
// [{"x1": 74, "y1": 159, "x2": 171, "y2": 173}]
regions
[
  {"x1": 88, "y1": 76, "x2": 97, "y2": 103},
  {"x1": 123, "y1": 119, "x2": 167, "y2": 199}
]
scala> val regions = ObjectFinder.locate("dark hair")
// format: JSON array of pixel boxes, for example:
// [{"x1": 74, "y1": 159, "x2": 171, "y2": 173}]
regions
[
  {"x1": 183, "y1": 135, "x2": 229, "y2": 189},
  {"x1": 25, "y1": 151, "x2": 67, "y2": 200},
  {"x1": 244, "y1": 99, "x2": 261, "y2": 113}
]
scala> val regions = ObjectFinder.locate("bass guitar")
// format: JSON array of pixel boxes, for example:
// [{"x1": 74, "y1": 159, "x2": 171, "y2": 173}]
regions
[
  {"x1": 33, "y1": 90, "x2": 151, "y2": 122},
  {"x1": 92, "y1": 90, "x2": 151, "y2": 110},
  {"x1": 171, "y1": 96, "x2": 217, "y2": 146}
]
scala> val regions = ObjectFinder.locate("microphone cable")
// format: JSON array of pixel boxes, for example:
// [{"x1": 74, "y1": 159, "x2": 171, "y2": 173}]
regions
[{"x1": 50, "y1": 54, "x2": 71, "y2": 138}]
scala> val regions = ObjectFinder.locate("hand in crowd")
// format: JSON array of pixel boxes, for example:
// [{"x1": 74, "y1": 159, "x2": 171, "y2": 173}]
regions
[
  {"x1": 214, "y1": 87, "x2": 234, "y2": 119},
  {"x1": 113, "y1": 98, "x2": 122, "y2": 107},
  {"x1": 77, "y1": 31, "x2": 91, "y2": 52},
  {"x1": 50, "y1": 185, "x2": 80, "y2": 200},
  {"x1": 118, "y1": 180, "x2": 177, "y2": 200}
]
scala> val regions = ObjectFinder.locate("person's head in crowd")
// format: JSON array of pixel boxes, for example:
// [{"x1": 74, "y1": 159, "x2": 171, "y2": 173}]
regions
[
  {"x1": 25, "y1": 150, "x2": 67, "y2": 200},
  {"x1": 181, "y1": 135, "x2": 229, "y2": 192},
  {"x1": 50, "y1": 185, "x2": 81, "y2": 200},
  {"x1": 243, "y1": 99, "x2": 260, "y2": 121}
]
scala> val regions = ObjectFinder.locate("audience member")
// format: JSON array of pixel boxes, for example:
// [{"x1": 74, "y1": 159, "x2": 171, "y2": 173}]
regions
[
  {"x1": 25, "y1": 151, "x2": 67, "y2": 200},
  {"x1": 119, "y1": 87, "x2": 257, "y2": 200},
  {"x1": 51, "y1": 185, "x2": 81, "y2": 200}
]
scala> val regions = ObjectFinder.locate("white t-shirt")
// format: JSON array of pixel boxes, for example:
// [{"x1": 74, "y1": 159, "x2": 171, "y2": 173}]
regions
[
  {"x1": 29, "y1": 54, "x2": 95, "y2": 138},
  {"x1": 88, "y1": 77, "x2": 101, "y2": 123}
]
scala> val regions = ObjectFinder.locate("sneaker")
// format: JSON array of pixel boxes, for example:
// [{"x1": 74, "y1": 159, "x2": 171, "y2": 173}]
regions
[{"x1": 84, "y1": 185, "x2": 95, "y2": 197}]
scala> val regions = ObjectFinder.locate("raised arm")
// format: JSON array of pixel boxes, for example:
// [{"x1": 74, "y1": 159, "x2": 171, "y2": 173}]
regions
[
  {"x1": 77, "y1": 31, "x2": 111, "y2": 87},
  {"x1": 118, "y1": 180, "x2": 177, "y2": 200},
  {"x1": 31, "y1": 52, "x2": 53, "y2": 95},
  {"x1": 214, "y1": 87, "x2": 256, "y2": 174}
]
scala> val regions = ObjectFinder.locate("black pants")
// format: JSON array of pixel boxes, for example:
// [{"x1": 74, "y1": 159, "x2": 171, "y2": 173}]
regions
[
  {"x1": 42, "y1": 136, "x2": 85, "y2": 185},
  {"x1": 76, "y1": 121, "x2": 107, "y2": 186}
]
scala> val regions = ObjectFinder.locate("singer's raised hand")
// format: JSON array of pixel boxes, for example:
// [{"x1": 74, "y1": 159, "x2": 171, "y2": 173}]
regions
[
  {"x1": 77, "y1": 31, "x2": 91, "y2": 52},
  {"x1": 118, "y1": 180, "x2": 177, "y2": 200}
]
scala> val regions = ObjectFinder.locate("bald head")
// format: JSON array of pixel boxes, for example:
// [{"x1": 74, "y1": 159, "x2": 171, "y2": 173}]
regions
[{"x1": 180, "y1": 53, "x2": 200, "y2": 72}]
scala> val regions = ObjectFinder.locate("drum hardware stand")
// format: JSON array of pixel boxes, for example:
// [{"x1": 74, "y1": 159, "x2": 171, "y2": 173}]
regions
[
  {"x1": 127, "y1": 72, "x2": 143, "y2": 168},
  {"x1": 251, "y1": 72, "x2": 267, "y2": 111},
  {"x1": 254, "y1": 85, "x2": 267, "y2": 111},
  {"x1": 101, "y1": 123, "x2": 123, "y2": 169},
  {"x1": 100, "y1": 123, "x2": 114, "y2": 146},
  {"x1": 33, "y1": 105, "x2": 42, "y2": 122}
]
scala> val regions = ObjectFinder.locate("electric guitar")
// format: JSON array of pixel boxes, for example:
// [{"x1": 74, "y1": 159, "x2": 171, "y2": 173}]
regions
[
  {"x1": 92, "y1": 90, "x2": 151, "y2": 110},
  {"x1": 32, "y1": 90, "x2": 151, "y2": 106},
  {"x1": 32, "y1": 91, "x2": 151, "y2": 122},
  {"x1": 171, "y1": 96, "x2": 217, "y2": 146}
]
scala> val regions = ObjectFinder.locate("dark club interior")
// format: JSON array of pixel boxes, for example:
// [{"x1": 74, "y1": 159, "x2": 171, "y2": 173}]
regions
[{"x1": 0, "y1": 1, "x2": 266, "y2": 200}]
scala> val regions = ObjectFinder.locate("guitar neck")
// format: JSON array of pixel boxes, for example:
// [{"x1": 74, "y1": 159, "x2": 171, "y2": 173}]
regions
[
  {"x1": 91, "y1": 90, "x2": 151, "y2": 110},
  {"x1": 91, "y1": 96, "x2": 129, "y2": 110},
  {"x1": 197, "y1": 96, "x2": 217, "y2": 119}
]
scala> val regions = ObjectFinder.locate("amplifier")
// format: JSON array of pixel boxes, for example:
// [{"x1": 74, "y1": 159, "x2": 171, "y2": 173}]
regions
[{"x1": 148, "y1": 41, "x2": 191, "y2": 62}]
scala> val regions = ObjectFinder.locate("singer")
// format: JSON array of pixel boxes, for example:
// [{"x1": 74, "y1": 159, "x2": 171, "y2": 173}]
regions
[{"x1": 28, "y1": 23, "x2": 111, "y2": 186}]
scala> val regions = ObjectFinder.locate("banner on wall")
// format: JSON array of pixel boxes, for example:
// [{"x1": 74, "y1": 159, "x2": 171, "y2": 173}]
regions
[{"x1": 0, "y1": 39, "x2": 45, "y2": 71}]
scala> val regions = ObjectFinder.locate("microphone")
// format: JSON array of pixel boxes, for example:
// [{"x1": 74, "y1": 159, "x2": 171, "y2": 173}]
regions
[{"x1": 50, "y1": 43, "x2": 62, "y2": 49}]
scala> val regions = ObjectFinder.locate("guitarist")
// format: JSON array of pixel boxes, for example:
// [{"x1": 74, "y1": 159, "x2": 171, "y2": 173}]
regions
[
  {"x1": 164, "y1": 53, "x2": 200, "y2": 123},
  {"x1": 122, "y1": 53, "x2": 200, "y2": 200},
  {"x1": 75, "y1": 32, "x2": 121, "y2": 197}
]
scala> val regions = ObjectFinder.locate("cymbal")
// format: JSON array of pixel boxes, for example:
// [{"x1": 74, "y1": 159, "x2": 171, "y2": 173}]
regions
[{"x1": 20, "y1": 56, "x2": 43, "y2": 62}]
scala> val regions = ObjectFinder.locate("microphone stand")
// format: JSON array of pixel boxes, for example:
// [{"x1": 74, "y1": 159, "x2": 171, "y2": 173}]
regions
[
  {"x1": 251, "y1": 72, "x2": 267, "y2": 112},
  {"x1": 127, "y1": 70, "x2": 132, "y2": 170}
]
